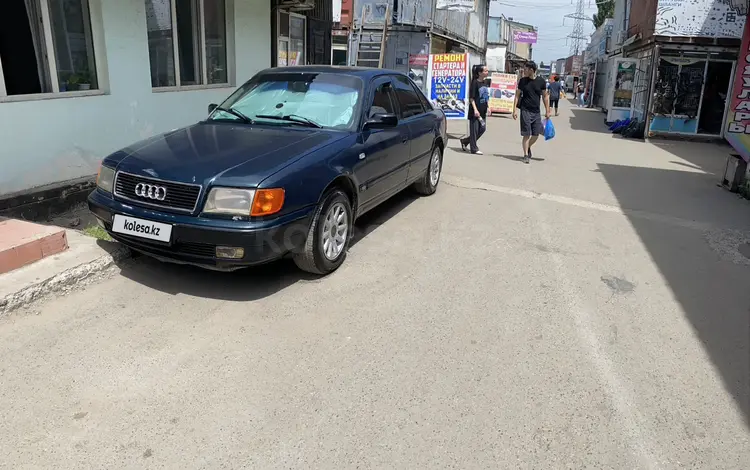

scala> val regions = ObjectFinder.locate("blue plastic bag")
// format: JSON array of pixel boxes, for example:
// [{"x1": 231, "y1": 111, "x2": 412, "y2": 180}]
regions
[{"x1": 544, "y1": 118, "x2": 556, "y2": 141}]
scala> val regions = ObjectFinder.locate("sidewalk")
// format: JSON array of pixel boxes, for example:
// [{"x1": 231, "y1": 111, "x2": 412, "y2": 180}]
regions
[
  {"x1": 443, "y1": 99, "x2": 750, "y2": 233},
  {"x1": 442, "y1": 98, "x2": 750, "y2": 434},
  {"x1": 0, "y1": 229, "x2": 130, "y2": 315}
]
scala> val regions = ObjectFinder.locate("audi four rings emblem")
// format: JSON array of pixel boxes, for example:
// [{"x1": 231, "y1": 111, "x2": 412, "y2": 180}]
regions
[{"x1": 134, "y1": 183, "x2": 168, "y2": 201}]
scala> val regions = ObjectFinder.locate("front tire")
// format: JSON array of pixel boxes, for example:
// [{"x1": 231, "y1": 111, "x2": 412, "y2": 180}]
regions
[
  {"x1": 413, "y1": 145, "x2": 442, "y2": 195},
  {"x1": 293, "y1": 189, "x2": 353, "y2": 275}
]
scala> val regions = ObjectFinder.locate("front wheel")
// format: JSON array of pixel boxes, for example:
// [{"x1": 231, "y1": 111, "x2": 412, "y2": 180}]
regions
[
  {"x1": 413, "y1": 145, "x2": 442, "y2": 195},
  {"x1": 293, "y1": 189, "x2": 353, "y2": 275}
]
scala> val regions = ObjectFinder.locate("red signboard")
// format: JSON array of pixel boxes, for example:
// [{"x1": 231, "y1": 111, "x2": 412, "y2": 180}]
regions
[
  {"x1": 409, "y1": 54, "x2": 429, "y2": 67},
  {"x1": 725, "y1": 13, "x2": 750, "y2": 163}
]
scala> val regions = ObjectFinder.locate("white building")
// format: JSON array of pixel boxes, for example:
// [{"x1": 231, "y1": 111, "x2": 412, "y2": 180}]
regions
[{"x1": 0, "y1": 0, "x2": 271, "y2": 200}]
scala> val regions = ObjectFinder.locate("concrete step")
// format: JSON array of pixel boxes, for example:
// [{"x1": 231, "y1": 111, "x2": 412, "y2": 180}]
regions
[{"x1": 0, "y1": 219, "x2": 68, "y2": 275}]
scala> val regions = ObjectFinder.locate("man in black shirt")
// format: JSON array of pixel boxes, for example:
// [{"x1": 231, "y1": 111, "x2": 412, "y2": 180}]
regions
[{"x1": 512, "y1": 61, "x2": 551, "y2": 164}]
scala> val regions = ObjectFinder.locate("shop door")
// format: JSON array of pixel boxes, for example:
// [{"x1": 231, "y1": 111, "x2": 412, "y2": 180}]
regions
[
  {"x1": 307, "y1": 18, "x2": 330, "y2": 65},
  {"x1": 698, "y1": 61, "x2": 734, "y2": 136}
]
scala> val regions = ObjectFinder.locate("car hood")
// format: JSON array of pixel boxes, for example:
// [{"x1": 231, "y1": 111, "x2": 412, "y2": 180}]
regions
[{"x1": 111, "y1": 122, "x2": 344, "y2": 187}]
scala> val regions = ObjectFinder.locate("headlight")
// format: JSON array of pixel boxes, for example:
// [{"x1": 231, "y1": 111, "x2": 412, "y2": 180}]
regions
[
  {"x1": 203, "y1": 187, "x2": 285, "y2": 217},
  {"x1": 203, "y1": 187, "x2": 256, "y2": 216},
  {"x1": 96, "y1": 164, "x2": 115, "y2": 193}
]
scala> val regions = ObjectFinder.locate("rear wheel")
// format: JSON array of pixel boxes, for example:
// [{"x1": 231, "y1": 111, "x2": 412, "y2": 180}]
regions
[
  {"x1": 293, "y1": 189, "x2": 353, "y2": 275},
  {"x1": 413, "y1": 145, "x2": 442, "y2": 195}
]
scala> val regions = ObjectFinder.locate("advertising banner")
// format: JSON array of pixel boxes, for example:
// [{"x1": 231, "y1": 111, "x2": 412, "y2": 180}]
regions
[
  {"x1": 488, "y1": 73, "x2": 517, "y2": 114},
  {"x1": 606, "y1": 58, "x2": 637, "y2": 123},
  {"x1": 513, "y1": 31, "x2": 538, "y2": 44},
  {"x1": 725, "y1": 11, "x2": 750, "y2": 163},
  {"x1": 435, "y1": 0, "x2": 475, "y2": 12},
  {"x1": 427, "y1": 53, "x2": 470, "y2": 120},
  {"x1": 654, "y1": 0, "x2": 746, "y2": 38}
]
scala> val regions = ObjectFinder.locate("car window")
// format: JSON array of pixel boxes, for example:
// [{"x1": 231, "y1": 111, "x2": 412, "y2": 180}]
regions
[
  {"x1": 369, "y1": 81, "x2": 396, "y2": 118},
  {"x1": 414, "y1": 82, "x2": 433, "y2": 111},
  {"x1": 391, "y1": 75, "x2": 425, "y2": 119},
  {"x1": 211, "y1": 72, "x2": 362, "y2": 129}
]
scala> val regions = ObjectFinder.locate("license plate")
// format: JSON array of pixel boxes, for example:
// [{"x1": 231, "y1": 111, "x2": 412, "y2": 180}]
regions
[{"x1": 112, "y1": 215, "x2": 172, "y2": 243}]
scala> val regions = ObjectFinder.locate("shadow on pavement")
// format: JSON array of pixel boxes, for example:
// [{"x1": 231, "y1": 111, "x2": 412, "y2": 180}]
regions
[
  {"x1": 493, "y1": 153, "x2": 545, "y2": 163},
  {"x1": 598, "y1": 162, "x2": 750, "y2": 430},
  {"x1": 650, "y1": 139, "x2": 733, "y2": 176},
  {"x1": 117, "y1": 190, "x2": 418, "y2": 301},
  {"x1": 350, "y1": 189, "x2": 418, "y2": 246},
  {"x1": 568, "y1": 106, "x2": 611, "y2": 134}
]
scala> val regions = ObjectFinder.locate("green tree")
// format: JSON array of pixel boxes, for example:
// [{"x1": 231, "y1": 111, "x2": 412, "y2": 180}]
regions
[{"x1": 592, "y1": 0, "x2": 614, "y2": 28}]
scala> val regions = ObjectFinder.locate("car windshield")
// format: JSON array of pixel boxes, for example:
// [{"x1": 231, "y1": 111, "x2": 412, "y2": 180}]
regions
[{"x1": 210, "y1": 72, "x2": 362, "y2": 130}]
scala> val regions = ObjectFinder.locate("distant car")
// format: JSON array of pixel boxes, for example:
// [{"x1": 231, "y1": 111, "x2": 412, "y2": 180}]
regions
[{"x1": 88, "y1": 66, "x2": 447, "y2": 275}]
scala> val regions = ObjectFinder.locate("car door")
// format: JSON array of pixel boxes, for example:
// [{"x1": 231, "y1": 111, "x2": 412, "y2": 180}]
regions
[
  {"x1": 390, "y1": 74, "x2": 435, "y2": 183},
  {"x1": 355, "y1": 76, "x2": 410, "y2": 207}
]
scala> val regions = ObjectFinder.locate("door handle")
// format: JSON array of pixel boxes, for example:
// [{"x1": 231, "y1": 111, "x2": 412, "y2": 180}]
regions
[{"x1": 401, "y1": 137, "x2": 408, "y2": 144}]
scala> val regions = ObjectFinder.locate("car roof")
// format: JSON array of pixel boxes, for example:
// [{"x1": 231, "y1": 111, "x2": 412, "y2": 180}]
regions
[{"x1": 257, "y1": 65, "x2": 407, "y2": 80}]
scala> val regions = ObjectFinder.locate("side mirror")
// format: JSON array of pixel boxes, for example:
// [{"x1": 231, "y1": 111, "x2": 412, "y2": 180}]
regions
[
  {"x1": 364, "y1": 113, "x2": 398, "y2": 130},
  {"x1": 208, "y1": 103, "x2": 218, "y2": 114}
]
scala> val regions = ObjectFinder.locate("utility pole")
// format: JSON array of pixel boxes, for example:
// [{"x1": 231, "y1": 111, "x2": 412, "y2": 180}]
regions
[{"x1": 565, "y1": 0, "x2": 588, "y2": 57}]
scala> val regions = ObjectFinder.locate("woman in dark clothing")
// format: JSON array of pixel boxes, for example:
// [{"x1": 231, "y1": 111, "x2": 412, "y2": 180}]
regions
[{"x1": 460, "y1": 64, "x2": 490, "y2": 154}]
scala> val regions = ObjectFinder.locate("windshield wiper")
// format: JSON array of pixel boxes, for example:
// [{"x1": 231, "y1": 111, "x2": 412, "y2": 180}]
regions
[
  {"x1": 214, "y1": 106, "x2": 254, "y2": 124},
  {"x1": 254, "y1": 114, "x2": 322, "y2": 128}
]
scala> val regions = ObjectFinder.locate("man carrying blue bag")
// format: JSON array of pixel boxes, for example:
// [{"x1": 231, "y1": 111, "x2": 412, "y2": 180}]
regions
[
  {"x1": 544, "y1": 118, "x2": 556, "y2": 141},
  {"x1": 512, "y1": 61, "x2": 551, "y2": 164}
]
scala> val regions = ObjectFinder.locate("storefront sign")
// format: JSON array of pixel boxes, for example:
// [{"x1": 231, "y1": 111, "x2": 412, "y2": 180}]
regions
[
  {"x1": 435, "y1": 0, "x2": 475, "y2": 12},
  {"x1": 409, "y1": 54, "x2": 429, "y2": 67},
  {"x1": 655, "y1": 0, "x2": 746, "y2": 38},
  {"x1": 661, "y1": 56, "x2": 703, "y2": 66},
  {"x1": 725, "y1": 12, "x2": 750, "y2": 163},
  {"x1": 513, "y1": 31, "x2": 537, "y2": 44},
  {"x1": 489, "y1": 73, "x2": 517, "y2": 114},
  {"x1": 426, "y1": 53, "x2": 470, "y2": 120}
]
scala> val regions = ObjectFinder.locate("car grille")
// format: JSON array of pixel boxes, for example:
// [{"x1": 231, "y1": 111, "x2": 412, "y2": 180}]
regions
[
  {"x1": 114, "y1": 171, "x2": 202, "y2": 213},
  {"x1": 110, "y1": 231, "x2": 217, "y2": 259}
]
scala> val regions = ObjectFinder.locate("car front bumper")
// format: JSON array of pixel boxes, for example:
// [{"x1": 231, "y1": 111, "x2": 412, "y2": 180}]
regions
[{"x1": 88, "y1": 189, "x2": 314, "y2": 271}]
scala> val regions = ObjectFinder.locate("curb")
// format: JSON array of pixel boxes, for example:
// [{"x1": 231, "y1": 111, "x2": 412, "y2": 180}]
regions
[{"x1": 0, "y1": 241, "x2": 132, "y2": 316}]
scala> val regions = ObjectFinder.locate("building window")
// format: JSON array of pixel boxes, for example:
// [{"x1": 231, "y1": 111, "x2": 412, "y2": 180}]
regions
[
  {"x1": 0, "y1": 0, "x2": 99, "y2": 98},
  {"x1": 331, "y1": 34, "x2": 347, "y2": 66},
  {"x1": 277, "y1": 11, "x2": 305, "y2": 67},
  {"x1": 145, "y1": 0, "x2": 229, "y2": 89}
]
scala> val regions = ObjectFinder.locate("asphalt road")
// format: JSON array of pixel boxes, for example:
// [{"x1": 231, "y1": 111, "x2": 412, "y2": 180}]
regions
[{"x1": 1, "y1": 101, "x2": 749, "y2": 469}]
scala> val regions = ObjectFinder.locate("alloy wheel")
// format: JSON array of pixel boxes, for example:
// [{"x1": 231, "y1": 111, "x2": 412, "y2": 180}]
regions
[{"x1": 321, "y1": 202, "x2": 348, "y2": 260}]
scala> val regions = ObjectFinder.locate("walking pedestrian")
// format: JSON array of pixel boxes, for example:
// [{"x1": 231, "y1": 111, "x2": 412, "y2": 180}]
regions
[
  {"x1": 547, "y1": 75, "x2": 562, "y2": 116},
  {"x1": 512, "y1": 61, "x2": 551, "y2": 164},
  {"x1": 577, "y1": 82, "x2": 585, "y2": 107},
  {"x1": 460, "y1": 64, "x2": 490, "y2": 155}
]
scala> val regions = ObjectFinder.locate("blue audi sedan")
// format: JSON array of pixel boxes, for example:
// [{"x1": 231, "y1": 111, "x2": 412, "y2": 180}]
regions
[{"x1": 88, "y1": 66, "x2": 447, "y2": 275}]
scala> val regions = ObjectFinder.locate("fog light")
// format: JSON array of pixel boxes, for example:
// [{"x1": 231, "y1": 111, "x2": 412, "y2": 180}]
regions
[{"x1": 216, "y1": 246, "x2": 245, "y2": 259}]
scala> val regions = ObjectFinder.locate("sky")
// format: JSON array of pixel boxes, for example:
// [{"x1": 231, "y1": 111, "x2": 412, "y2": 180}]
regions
[{"x1": 489, "y1": 0, "x2": 601, "y2": 65}]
